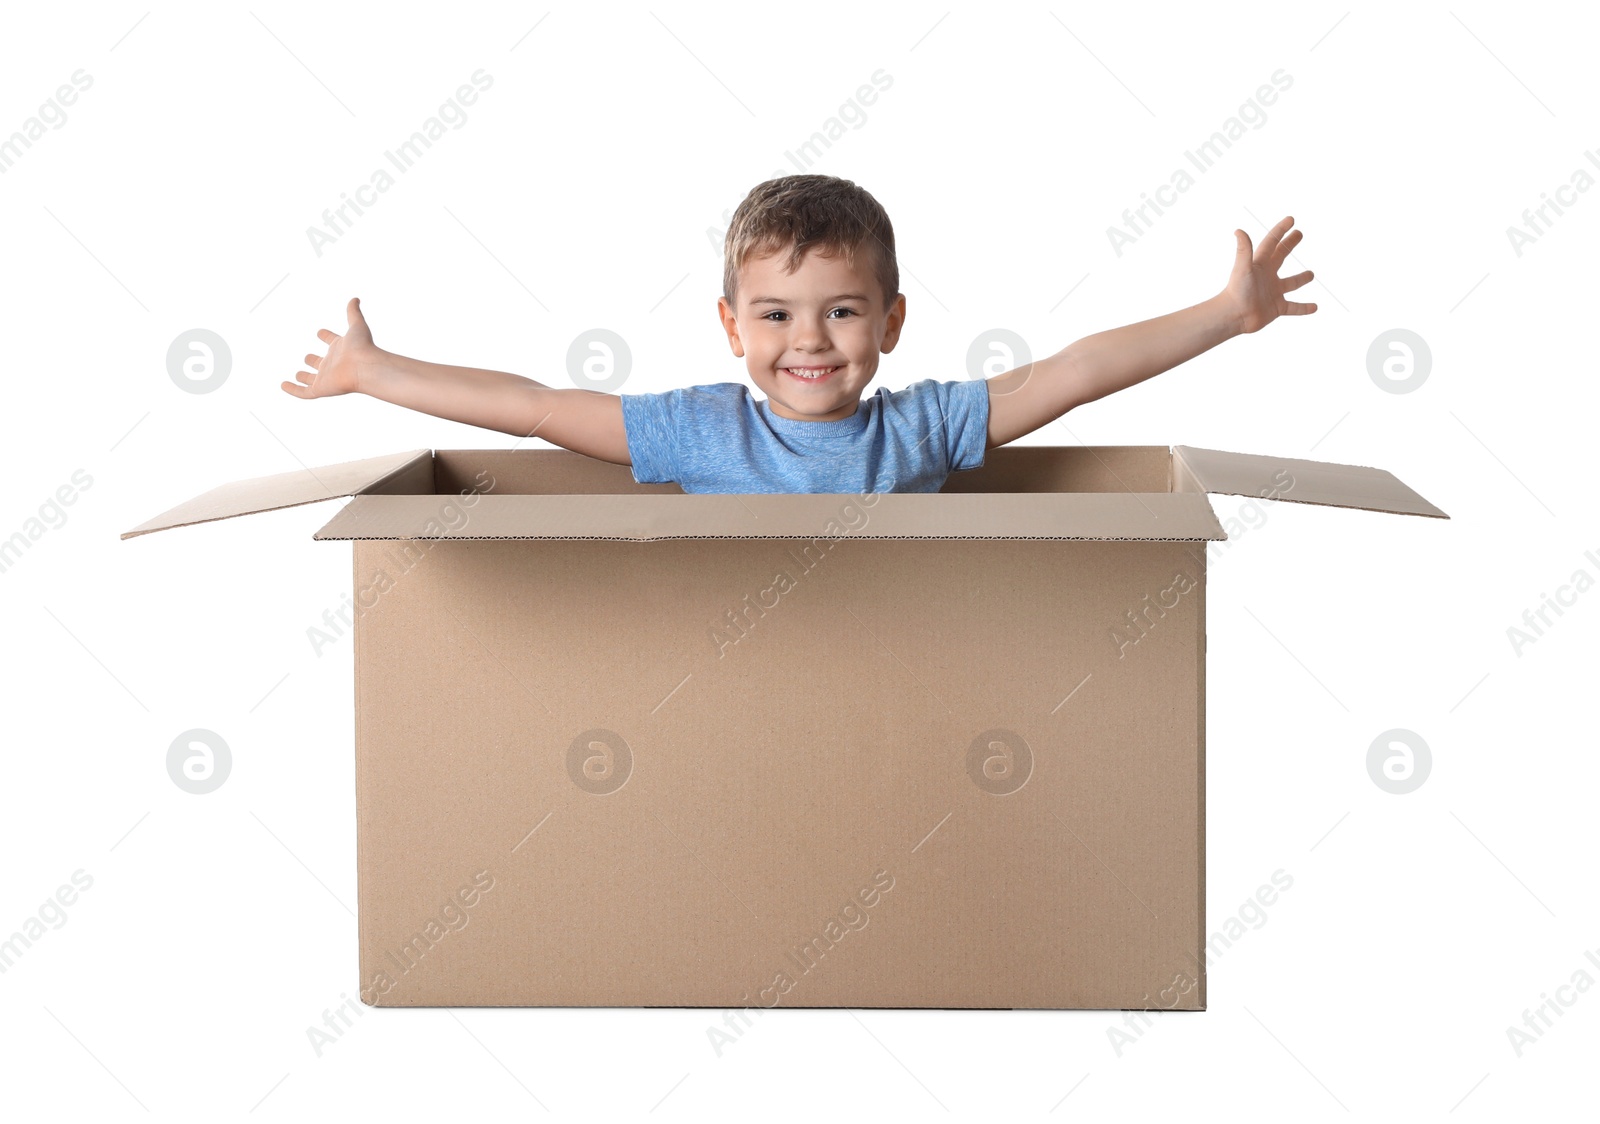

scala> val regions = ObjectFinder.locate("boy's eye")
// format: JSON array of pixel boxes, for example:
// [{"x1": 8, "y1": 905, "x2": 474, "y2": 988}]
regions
[{"x1": 762, "y1": 308, "x2": 858, "y2": 322}]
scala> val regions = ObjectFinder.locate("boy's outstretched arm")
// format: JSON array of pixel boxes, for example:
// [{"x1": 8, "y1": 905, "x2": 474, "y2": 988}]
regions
[
  {"x1": 985, "y1": 216, "x2": 1317, "y2": 448},
  {"x1": 282, "y1": 297, "x2": 631, "y2": 465}
]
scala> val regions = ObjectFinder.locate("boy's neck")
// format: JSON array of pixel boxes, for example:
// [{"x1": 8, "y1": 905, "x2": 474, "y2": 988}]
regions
[{"x1": 763, "y1": 394, "x2": 865, "y2": 424}]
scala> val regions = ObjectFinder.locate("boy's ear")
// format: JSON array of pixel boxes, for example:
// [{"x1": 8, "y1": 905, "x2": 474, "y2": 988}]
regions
[
  {"x1": 716, "y1": 296, "x2": 745, "y2": 358},
  {"x1": 879, "y1": 293, "x2": 907, "y2": 354}
]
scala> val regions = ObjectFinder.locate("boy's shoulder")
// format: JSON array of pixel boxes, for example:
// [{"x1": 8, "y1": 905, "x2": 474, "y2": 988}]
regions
[
  {"x1": 622, "y1": 381, "x2": 751, "y2": 417},
  {"x1": 626, "y1": 380, "x2": 749, "y2": 400},
  {"x1": 878, "y1": 376, "x2": 991, "y2": 422},
  {"x1": 880, "y1": 376, "x2": 984, "y2": 401}
]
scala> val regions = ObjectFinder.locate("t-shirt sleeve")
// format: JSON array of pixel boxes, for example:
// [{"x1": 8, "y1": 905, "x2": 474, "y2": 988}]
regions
[
  {"x1": 618, "y1": 388, "x2": 683, "y2": 485},
  {"x1": 932, "y1": 377, "x2": 990, "y2": 472}
]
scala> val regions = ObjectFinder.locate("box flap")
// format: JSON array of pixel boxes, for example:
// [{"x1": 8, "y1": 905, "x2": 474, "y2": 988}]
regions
[
  {"x1": 120, "y1": 448, "x2": 433, "y2": 540},
  {"x1": 1173, "y1": 445, "x2": 1448, "y2": 519},
  {"x1": 312, "y1": 491, "x2": 1228, "y2": 541}
]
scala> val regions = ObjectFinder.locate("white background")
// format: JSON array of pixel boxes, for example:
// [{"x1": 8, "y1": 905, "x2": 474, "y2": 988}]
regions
[{"x1": 1, "y1": 1, "x2": 1595, "y2": 1120}]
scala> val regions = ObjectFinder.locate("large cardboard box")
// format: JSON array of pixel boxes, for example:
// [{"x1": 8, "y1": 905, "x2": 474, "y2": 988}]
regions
[{"x1": 122, "y1": 443, "x2": 1446, "y2": 1009}]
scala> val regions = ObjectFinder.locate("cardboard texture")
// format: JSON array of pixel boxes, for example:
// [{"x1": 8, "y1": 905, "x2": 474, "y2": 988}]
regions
[{"x1": 123, "y1": 443, "x2": 1446, "y2": 1009}]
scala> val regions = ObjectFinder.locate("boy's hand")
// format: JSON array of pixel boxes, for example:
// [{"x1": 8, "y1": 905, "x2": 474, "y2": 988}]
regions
[
  {"x1": 1222, "y1": 216, "x2": 1317, "y2": 334},
  {"x1": 281, "y1": 297, "x2": 379, "y2": 399}
]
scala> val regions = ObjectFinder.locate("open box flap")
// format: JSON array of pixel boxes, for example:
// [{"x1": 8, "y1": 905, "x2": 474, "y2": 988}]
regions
[
  {"x1": 120, "y1": 448, "x2": 433, "y2": 540},
  {"x1": 1173, "y1": 445, "x2": 1448, "y2": 519},
  {"x1": 312, "y1": 490, "x2": 1229, "y2": 542}
]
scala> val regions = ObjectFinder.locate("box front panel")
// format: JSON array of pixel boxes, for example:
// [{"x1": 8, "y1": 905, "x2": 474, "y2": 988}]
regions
[{"x1": 351, "y1": 535, "x2": 1206, "y2": 1009}]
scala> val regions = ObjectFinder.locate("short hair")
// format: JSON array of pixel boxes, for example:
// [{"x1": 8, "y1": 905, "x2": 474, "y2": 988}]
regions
[{"x1": 722, "y1": 174, "x2": 899, "y2": 311}]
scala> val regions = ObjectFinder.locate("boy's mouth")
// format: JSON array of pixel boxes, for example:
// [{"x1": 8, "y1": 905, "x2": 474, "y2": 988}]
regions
[{"x1": 782, "y1": 365, "x2": 841, "y2": 382}]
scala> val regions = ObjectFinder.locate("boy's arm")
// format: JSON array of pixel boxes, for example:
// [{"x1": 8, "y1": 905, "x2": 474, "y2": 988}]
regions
[
  {"x1": 984, "y1": 217, "x2": 1316, "y2": 448},
  {"x1": 360, "y1": 351, "x2": 631, "y2": 464},
  {"x1": 283, "y1": 297, "x2": 631, "y2": 465}
]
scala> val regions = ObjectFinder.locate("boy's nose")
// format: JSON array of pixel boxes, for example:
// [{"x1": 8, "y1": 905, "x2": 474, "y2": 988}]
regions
[{"x1": 794, "y1": 320, "x2": 830, "y2": 346}]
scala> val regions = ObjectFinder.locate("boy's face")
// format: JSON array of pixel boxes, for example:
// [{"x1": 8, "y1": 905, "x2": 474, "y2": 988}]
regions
[{"x1": 717, "y1": 243, "x2": 906, "y2": 423}]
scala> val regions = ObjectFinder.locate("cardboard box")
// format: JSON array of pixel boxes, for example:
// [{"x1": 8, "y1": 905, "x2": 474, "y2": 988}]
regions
[{"x1": 122, "y1": 443, "x2": 1446, "y2": 1009}]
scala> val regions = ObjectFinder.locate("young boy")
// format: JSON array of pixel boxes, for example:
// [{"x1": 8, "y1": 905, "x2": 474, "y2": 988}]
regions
[{"x1": 282, "y1": 174, "x2": 1315, "y2": 493}]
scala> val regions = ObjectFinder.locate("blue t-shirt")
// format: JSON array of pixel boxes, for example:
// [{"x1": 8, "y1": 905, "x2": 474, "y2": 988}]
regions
[{"x1": 619, "y1": 378, "x2": 990, "y2": 494}]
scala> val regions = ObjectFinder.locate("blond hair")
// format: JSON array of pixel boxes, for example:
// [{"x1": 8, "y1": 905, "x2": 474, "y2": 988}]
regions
[{"x1": 722, "y1": 174, "x2": 899, "y2": 310}]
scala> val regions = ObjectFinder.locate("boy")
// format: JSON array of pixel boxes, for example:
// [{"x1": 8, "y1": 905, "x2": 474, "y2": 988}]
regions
[{"x1": 282, "y1": 174, "x2": 1315, "y2": 492}]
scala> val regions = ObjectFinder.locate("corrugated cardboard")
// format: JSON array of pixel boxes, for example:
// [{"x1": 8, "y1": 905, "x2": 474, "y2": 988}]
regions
[{"x1": 123, "y1": 443, "x2": 1446, "y2": 1009}]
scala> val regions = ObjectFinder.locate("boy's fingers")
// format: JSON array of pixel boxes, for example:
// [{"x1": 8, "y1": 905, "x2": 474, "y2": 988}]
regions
[
  {"x1": 304, "y1": 353, "x2": 321, "y2": 369},
  {"x1": 1273, "y1": 217, "x2": 1299, "y2": 257},
  {"x1": 1272, "y1": 228, "x2": 1304, "y2": 266},
  {"x1": 1252, "y1": 217, "x2": 1283, "y2": 261},
  {"x1": 1234, "y1": 229, "x2": 1252, "y2": 259},
  {"x1": 317, "y1": 328, "x2": 338, "y2": 344},
  {"x1": 348, "y1": 296, "x2": 363, "y2": 323}
]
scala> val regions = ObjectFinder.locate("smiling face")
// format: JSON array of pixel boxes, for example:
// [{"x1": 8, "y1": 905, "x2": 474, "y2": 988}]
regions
[{"x1": 717, "y1": 242, "x2": 906, "y2": 423}]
